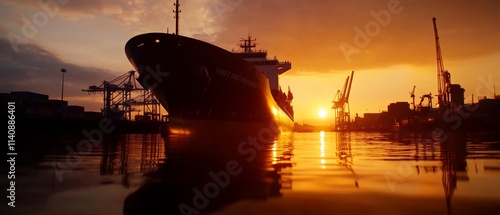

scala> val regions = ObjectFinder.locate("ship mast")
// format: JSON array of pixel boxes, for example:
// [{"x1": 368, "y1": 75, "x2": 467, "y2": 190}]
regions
[
  {"x1": 174, "y1": 0, "x2": 181, "y2": 35},
  {"x1": 239, "y1": 35, "x2": 257, "y2": 52}
]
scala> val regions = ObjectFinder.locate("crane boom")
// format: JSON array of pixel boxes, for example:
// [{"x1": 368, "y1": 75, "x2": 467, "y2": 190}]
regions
[
  {"x1": 340, "y1": 76, "x2": 349, "y2": 103},
  {"x1": 345, "y1": 71, "x2": 354, "y2": 103},
  {"x1": 433, "y1": 17, "x2": 451, "y2": 108},
  {"x1": 333, "y1": 76, "x2": 349, "y2": 109},
  {"x1": 410, "y1": 85, "x2": 416, "y2": 110}
]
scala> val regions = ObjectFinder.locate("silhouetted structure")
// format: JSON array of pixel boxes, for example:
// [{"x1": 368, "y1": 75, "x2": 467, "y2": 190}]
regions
[
  {"x1": 83, "y1": 70, "x2": 163, "y2": 121},
  {"x1": 1, "y1": 90, "x2": 164, "y2": 133},
  {"x1": 332, "y1": 71, "x2": 354, "y2": 130},
  {"x1": 450, "y1": 84, "x2": 465, "y2": 107}
]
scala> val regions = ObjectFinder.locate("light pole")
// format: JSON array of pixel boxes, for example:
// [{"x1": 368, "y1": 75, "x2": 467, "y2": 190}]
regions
[{"x1": 61, "y1": 68, "x2": 66, "y2": 101}]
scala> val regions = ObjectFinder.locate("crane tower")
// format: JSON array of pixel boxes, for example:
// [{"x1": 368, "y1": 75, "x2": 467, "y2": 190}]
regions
[
  {"x1": 82, "y1": 70, "x2": 162, "y2": 120},
  {"x1": 433, "y1": 17, "x2": 452, "y2": 109},
  {"x1": 332, "y1": 71, "x2": 354, "y2": 131}
]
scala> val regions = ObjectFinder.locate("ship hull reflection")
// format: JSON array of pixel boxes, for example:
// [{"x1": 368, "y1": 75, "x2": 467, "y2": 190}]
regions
[{"x1": 124, "y1": 124, "x2": 294, "y2": 215}]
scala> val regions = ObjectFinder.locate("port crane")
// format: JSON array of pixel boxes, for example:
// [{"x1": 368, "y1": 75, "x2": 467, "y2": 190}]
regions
[
  {"x1": 332, "y1": 71, "x2": 354, "y2": 130},
  {"x1": 128, "y1": 90, "x2": 162, "y2": 121},
  {"x1": 82, "y1": 70, "x2": 162, "y2": 120},
  {"x1": 418, "y1": 93, "x2": 433, "y2": 111},
  {"x1": 409, "y1": 85, "x2": 434, "y2": 111},
  {"x1": 410, "y1": 85, "x2": 416, "y2": 111},
  {"x1": 433, "y1": 17, "x2": 452, "y2": 109}
]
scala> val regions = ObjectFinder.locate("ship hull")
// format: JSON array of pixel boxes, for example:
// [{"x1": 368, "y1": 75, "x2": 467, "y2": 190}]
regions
[{"x1": 125, "y1": 33, "x2": 293, "y2": 132}]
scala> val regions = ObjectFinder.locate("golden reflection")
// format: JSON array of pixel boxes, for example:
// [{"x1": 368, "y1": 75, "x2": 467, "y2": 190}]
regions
[
  {"x1": 124, "y1": 127, "x2": 295, "y2": 214},
  {"x1": 271, "y1": 132, "x2": 295, "y2": 195},
  {"x1": 412, "y1": 131, "x2": 469, "y2": 215},
  {"x1": 272, "y1": 140, "x2": 278, "y2": 164},
  {"x1": 440, "y1": 131, "x2": 468, "y2": 215},
  {"x1": 320, "y1": 131, "x2": 326, "y2": 169},
  {"x1": 335, "y1": 132, "x2": 358, "y2": 188},
  {"x1": 160, "y1": 123, "x2": 192, "y2": 136},
  {"x1": 99, "y1": 134, "x2": 165, "y2": 187}
]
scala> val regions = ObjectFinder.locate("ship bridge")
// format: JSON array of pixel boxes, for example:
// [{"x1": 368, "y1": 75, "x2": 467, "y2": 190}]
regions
[{"x1": 234, "y1": 35, "x2": 291, "y2": 91}]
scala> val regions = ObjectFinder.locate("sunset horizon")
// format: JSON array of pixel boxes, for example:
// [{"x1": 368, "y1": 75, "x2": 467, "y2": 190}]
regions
[
  {"x1": 3, "y1": 1, "x2": 500, "y2": 214},
  {"x1": 1, "y1": 0, "x2": 499, "y2": 125}
]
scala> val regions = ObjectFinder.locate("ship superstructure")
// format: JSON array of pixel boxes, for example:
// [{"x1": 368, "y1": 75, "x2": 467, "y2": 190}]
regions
[{"x1": 234, "y1": 35, "x2": 294, "y2": 120}]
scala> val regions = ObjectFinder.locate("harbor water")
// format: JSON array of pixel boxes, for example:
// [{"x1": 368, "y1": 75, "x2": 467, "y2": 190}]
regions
[{"x1": 2, "y1": 129, "x2": 500, "y2": 215}]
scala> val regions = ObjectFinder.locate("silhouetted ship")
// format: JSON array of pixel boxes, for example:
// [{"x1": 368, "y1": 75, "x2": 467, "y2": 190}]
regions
[{"x1": 125, "y1": 34, "x2": 294, "y2": 132}]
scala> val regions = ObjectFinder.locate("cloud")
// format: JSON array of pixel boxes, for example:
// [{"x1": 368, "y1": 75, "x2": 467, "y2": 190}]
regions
[
  {"x1": 208, "y1": 0, "x2": 500, "y2": 73},
  {"x1": 0, "y1": 0, "x2": 226, "y2": 39},
  {"x1": 0, "y1": 32, "x2": 122, "y2": 101},
  {"x1": 1, "y1": 0, "x2": 159, "y2": 30},
  {"x1": 2, "y1": 0, "x2": 499, "y2": 76}
]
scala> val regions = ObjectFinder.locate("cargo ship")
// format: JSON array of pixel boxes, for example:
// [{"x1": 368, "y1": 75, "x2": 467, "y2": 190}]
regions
[{"x1": 125, "y1": 33, "x2": 294, "y2": 132}]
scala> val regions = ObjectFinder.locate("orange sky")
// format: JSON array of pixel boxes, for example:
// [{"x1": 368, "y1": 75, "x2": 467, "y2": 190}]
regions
[{"x1": 1, "y1": 0, "x2": 499, "y2": 125}]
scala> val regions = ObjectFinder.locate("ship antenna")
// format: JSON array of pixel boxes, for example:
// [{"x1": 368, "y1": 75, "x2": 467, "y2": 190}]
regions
[
  {"x1": 239, "y1": 34, "x2": 257, "y2": 52},
  {"x1": 173, "y1": 0, "x2": 181, "y2": 35}
]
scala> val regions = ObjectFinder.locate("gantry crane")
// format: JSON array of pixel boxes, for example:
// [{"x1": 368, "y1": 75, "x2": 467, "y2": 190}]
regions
[
  {"x1": 128, "y1": 90, "x2": 162, "y2": 121},
  {"x1": 410, "y1": 85, "x2": 434, "y2": 112},
  {"x1": 418, "y1": 93, "x2": 433, "y2": 111},
  {"x1": 332, "y1": 71, "x2": 354, "y2": 131},
  {"x1": 82, "y1": 70, "x2": 161, "y2": 120},
  {"x1": 433, "y1": 17, "x2": 452, "y2": 110}
]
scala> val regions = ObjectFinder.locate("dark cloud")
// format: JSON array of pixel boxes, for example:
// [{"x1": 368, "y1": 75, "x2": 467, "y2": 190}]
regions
[
  {"x1": 0, "y1": 32, "x2": 122, "y2": 101},
  {"x1": 1, "y1": 0, "x2": 171, "y2": 33},
  {"x1": 2, "y1": 0, "x2": 119, "y2": 16}
]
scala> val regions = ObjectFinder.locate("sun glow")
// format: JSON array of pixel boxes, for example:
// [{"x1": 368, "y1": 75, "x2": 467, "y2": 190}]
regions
[{"x1": 318, "y1": 108, "x2": 327, "y2": 118}]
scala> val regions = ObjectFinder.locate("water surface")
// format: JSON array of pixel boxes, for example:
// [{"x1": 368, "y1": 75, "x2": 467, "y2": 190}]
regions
[{"x1": 3, "y1": 130, "x2": 500, "y2": 215}]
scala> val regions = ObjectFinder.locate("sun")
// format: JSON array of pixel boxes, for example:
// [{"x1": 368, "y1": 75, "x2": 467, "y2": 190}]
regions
[{"x1": 318, "y1": 108, "x2": 327, "y2": 118}]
